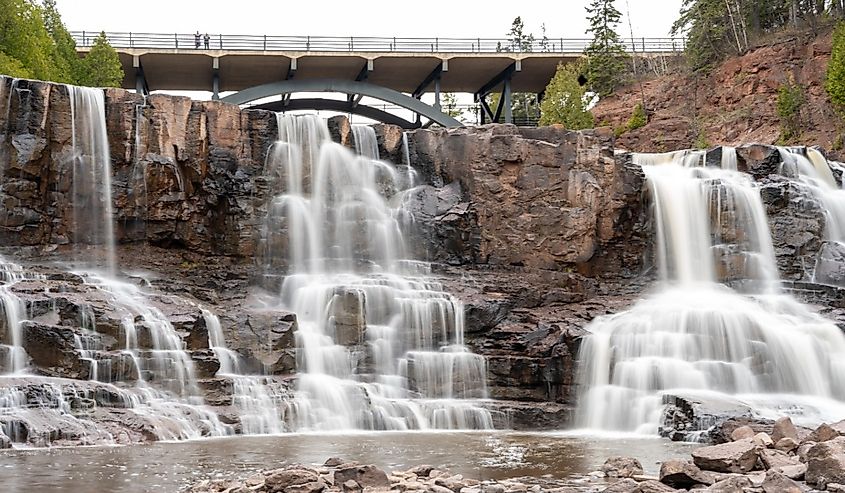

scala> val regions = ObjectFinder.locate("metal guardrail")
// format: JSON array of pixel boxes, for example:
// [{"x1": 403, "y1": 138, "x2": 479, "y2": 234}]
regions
[{"x1": 71, "y1": 31, "x2": 686, "y2": 54}]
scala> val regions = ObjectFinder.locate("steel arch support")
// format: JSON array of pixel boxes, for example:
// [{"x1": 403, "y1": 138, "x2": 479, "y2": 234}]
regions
[
  {"x1": 221, "y1": 78, "x2": 463, "y2": 128},
  {"x1": 251, "y1": 98, "x2": 419, "y2": 128}
]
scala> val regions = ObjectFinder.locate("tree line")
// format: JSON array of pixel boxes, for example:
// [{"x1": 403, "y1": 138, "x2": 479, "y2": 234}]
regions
[
  {"x1": 0, "y1": 0, "x2": 123, "y2": 87},
  {"x1": 494, "y1": 0, "x2": 845, "y2": 130}
]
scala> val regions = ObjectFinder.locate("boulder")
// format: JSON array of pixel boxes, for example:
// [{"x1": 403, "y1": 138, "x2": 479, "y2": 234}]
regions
[
  {"x1": 760, "y1": 448, "x2": 801, "y2": 470},
  {"x1": 772, "y1": 417, "x2": 799, "y2": 443},
  {"x1": 761, "y1": 469, "x2": 807, "y2": 493},
  {"x1": 806, "y1": 436, "x2": 845, "y2": 488},
  {"x1": 602, "y1": 457, "x2": 644, "y2": 478},
  {"x1": 634, "y1": 480, "x2": 676, "y2": 493},
  {"x1": 264, "y1": 468, "x2": 323, "y2": 493},
  {"x1": 815, "y1": 241, "x2": 845, "y2": 287},
  {"x1": 730, "y1": 426, "x2": 755, "y2": 441},
  {"x1": 753, "y1": 432, "x2": 774, "y2": 448},
  {"x1": 691, "y1": 438, "x2": 759, "y2": 473},
  {"x1": 328, "y1": 288, "x2": 366, "y2": 346},
  {"x1": 775, "y1": 463, "x2": 807, "y2": 481},
  {"x1": 703, "y1": 475, "x2": 752, "y2": 492},
  {"x1": 658, "y1": 459, "x2": 714, "y2": 488},
  {"x1": 333, "y1": 464, "x2": 389, "y2": 489},
  {"x1": 775, "y1": 437, "x2": 799, "y2": 452},
  {"x1": 808, "y1": 423, "x2": 840, "y2": 443},
  {"x1": 601, "y1": 479, "x2": 638, "y2": 493}
]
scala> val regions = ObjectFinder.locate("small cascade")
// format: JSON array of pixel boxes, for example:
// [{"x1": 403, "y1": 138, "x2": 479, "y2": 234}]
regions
[
  {"x1": 203, "y1": 310, "x2": 287, "y2": 435},
  {"x1": 67, "y1": 85, "x2": 117, "y2": 275},
  {"x1": 0, "y1": 258, "x2": 41, "y2": 374},
  {"x1": 577, "y1": 149, "x2": 845, "y2": 436},
  {"x1": 352, "y1": 125, "x2": 380, "y2": 160},
  {"x1": 262, "y1": 114, "x2": 493, "y2": 431},
  {"x1": 779, "y1": 147, "x2": 845, "y2": 242}
]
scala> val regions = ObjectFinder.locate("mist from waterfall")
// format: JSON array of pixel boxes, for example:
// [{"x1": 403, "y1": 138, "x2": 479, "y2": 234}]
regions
[
  {"x1": 261, "y1": 115, "x2": 492, "y2": 431},
  {"x1": 577, "y1": 148, "x2": 845, "y2": 435}
]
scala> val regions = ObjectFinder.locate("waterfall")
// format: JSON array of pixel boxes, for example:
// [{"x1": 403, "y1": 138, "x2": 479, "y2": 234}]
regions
[
  {"x1": 352, "y1": 125, "x2": 380, "y2": 160},
  {"x1": 68, "y1": 86, "x2": 116, "y2": 275},
  {"x1": 576, "y1": 149, "x2": 845, "y2": 435},
  {"x1": 0, "y1": 258, "x2": 40, "y2": 374},
  {"x1": 262, "y1": 114, "x2": 492, "y2": 431},
  {"x1": 203, "y1": 310, "x2": 287, "y2": 435},
  {"x1": 778, "y1": 147, "x2": 845, "y2": 242}
]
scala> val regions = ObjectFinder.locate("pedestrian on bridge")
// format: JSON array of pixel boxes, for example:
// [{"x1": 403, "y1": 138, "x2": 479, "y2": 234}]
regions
[
  {"x1": 204, "y1": 33, "x2": 210, "y2": 49},
  {"x1": 195, "y1": 31, "x2": 201, "y2": 49}
]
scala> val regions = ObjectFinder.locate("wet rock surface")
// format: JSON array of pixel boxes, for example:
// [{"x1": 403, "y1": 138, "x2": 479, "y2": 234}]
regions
[{"x1": 2, "y1": 76, "x2": 845, "y2": 451}]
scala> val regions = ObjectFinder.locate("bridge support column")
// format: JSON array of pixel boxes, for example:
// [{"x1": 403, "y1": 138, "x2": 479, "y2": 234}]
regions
[
  {"x1": 474, "y1": 61, "x2": 520, "y2": 124},
  {"x1": 434, "y1": 77, "x2": 441, "y2": 111},
  {"x1": 133, "y1": 56, "x2": 148, "y2": 96},
  {"x1": 503, "y1": 77, "x2": 512, "y2": 124},
  {"x1": 212, "y1": 58, "x2": 220, "y2": 100}
]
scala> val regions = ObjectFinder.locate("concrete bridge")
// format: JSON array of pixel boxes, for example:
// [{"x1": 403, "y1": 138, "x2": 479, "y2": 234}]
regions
[{"x1": 73, "y1": 32, "x2": 684, "y2": 128}]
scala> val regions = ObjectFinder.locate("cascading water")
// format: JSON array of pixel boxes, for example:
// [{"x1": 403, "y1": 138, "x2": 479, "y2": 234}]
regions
[
  {"x1": 0, "y1": 258, "x2": 41, "y2": 374},
  {"x1": 203, "y1": 310, "x2": 287, "y2": 435},
  {"x1": 577, "y1": 149, "x2": 845, "y2": 436},
  {"x1": 67, "y1": 86, "x2": 117, "y2": 275},
  {"x1": 0, "y1": 85, "x2": 239, "y2": 447},
  {"x1": 779, "y1": 147, "x2": 845, "y2": 242},
  {"x1": 262, "y1": 114, "x2": 492, "y2": 431}
]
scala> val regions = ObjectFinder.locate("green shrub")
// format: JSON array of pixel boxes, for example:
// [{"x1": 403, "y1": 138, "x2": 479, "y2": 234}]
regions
[
  {"x1": 827, "y1": 22, "x2": 845, "y2": 116},
  {"x1": 626, "y1": 103, "x2": 647, "y2": 131}
]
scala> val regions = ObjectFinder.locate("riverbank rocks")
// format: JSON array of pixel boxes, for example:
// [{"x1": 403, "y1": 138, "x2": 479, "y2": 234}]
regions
[
  {"x1": 186, "y1": 461, "x2": 590, "y2": 493},
  {"x1": 692, "y1": 439, "x2": 758, "y2": 473},
  {"x1": 807, "y1": 437, "x2": 845, "y2": 488},
  {"x1": 601, "y1": 457, "x2": 644, "y2": 479}
]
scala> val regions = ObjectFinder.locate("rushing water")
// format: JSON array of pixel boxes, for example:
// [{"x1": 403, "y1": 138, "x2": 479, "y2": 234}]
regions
[
  {"x1": 68, "y1": 86, "x2": 117, "y2": 276},
  {"x1": 577, "y1": 149, "x2": 845, "y2": 436},
  {"x1": 0, "y1": 432, "x2": 695, "y2": 492},
  {"x1": 261, "y1": 115, "x2": 492, "y2": 431},
  {"x1": 0, "y1": 86, "x2": 238, "y2": 447}
]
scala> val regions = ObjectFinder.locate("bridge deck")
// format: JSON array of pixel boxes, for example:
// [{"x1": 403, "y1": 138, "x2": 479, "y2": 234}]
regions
[{"x1": 75, "y1": 32, "x2": 684, "y2": 94}]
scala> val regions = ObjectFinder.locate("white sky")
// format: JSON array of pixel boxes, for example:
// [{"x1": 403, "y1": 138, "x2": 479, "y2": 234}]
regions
[{"x1": 55, "y1": 0, "x2": 683, "y2": 39}]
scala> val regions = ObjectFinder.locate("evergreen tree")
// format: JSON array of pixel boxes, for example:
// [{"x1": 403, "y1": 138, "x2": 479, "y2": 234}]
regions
[
  {"x1": 507, "y1": 16, "x2": 534, "y2": 52},
  {"x1": 584, "y1": 0, "x2": 628, "y2": 96},
  {"x1": 539, "y1": 61, "x2": 595, "y2": 129},
  {"x1": 827, "y1": 21, "x2": 845, "y2": 115},
  {"x1": 78, "y1": 32, "x2": 124, "y2": 88},
  {"x1": 672, "y1": 0, "x2": 843, "y2": 72},
  {"x1": 42, "y1": 0, "x2": 81, "y2": 83}
]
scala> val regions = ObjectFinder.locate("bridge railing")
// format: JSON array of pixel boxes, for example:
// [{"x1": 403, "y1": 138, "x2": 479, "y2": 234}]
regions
[{"x1": 71, "y1": 31, "x2": 686, "y2": 54}]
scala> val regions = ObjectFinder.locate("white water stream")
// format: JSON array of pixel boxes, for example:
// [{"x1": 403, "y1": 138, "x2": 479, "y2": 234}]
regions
[
  {"x1": 262, "y1": 115, "x2": 492, "y2": 431},
  {"x1": 577, "y1": 149, "x2": 845, "y2": 435}
]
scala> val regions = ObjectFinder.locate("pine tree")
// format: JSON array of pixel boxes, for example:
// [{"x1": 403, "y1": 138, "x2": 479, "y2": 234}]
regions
[
  {"x1": 78, "y1": 32, "x2": 124, "y2": 88},
  {"x1": 539, "y1": 61, "x2": 595, "y2": 129},
  {"x1": 42, "y1": 0, "x2": 81, "y2": 83},
  {"x1": 584, "y1": 0, "x2": 628, "y2": 96},
  {"x1": 507, "y1": 16, "x2": 534, "y2": 52},
  {"x1": 827, "y1": 22, "x2": 845, "y2": 115}
]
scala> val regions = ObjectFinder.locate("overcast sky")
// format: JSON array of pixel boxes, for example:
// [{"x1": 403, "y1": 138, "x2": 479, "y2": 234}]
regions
[{"x1": 55, "y1": 0, "x2": 683, "y2": 39}]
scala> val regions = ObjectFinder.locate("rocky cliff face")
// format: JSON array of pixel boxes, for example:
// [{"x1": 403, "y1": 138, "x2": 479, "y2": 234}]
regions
[
  {"x1": 593, "y1": 30, "x2": 839, "y2": 155},
  {"x1": 2, "y1": 75, "x2": 843, "y2": 447},
  {"x1": 0, "y1": 76, "x2": 656, "y2": 443}
]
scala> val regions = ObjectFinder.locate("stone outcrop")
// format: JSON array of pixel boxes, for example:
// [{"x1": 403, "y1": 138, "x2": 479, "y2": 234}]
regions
[
  {"x1": 593, "y1": 29, "x2": 840, "y2": 157},
  {"x1": 2, "y1": 74, "x2": 845, "y2": 447},
  {"x1": 406, "y1": 125, "x2": 648, "y2": 275}
]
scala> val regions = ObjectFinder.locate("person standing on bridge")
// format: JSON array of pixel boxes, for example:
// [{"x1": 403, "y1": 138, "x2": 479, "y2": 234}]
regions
[
  {"x1": 204, "y1": 33, "x2": 210, "y2": 49},
  {"x1": 195, "y1": 31, "x2": 201, "y2": 49}
]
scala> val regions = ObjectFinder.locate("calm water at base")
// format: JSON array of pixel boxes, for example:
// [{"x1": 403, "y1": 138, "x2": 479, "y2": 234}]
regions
[{"x1": 0, "y1": 432, "x2": 696, "y2": 493}]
